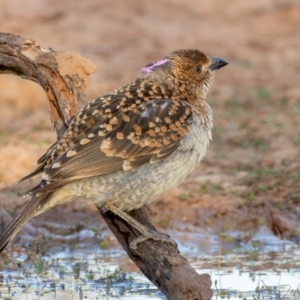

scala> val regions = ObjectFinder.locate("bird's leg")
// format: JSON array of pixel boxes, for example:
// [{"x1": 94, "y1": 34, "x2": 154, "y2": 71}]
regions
[{"x1": 100, "y1": 204, "x2": 178, "y2": 251}]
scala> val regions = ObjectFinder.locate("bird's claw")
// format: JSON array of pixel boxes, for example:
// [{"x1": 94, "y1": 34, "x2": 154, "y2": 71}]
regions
[{"x1": 129, "y1": 230, "x2": 178, "y2": 252}]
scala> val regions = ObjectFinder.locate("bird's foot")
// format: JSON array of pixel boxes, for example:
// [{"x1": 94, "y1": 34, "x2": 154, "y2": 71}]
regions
[
  {"x1": 99, "y1": 203, "x2": 178, "y2": 252},
  {"x1": 129, "y1": 229, "x2": 178, "y2": 251}
]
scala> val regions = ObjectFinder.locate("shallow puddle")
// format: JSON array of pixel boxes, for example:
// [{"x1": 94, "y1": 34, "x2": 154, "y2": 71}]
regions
[{"x1": 1, "y1": 230, "x2": 299, "y2": 300}]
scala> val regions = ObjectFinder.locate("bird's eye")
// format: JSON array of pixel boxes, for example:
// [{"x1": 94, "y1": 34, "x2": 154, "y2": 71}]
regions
[{"x1": 195, "y1": 66, "x2": 202, "y2": 72}]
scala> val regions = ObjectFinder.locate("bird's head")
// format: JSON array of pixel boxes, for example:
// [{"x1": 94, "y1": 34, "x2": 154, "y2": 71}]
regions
[{"x1": 137, "y1": 49, "x2": 228, "y2": 102}]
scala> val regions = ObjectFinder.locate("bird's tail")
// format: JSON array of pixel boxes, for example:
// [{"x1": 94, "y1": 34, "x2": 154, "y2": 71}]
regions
[{"x1": 0, "y1": 192, "x2": 53, "y2": 253}]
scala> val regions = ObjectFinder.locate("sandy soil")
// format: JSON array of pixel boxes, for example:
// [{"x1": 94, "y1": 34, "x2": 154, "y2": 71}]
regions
[{"x1": 0, "y1": 0, "x2": 299, "y2": 249}]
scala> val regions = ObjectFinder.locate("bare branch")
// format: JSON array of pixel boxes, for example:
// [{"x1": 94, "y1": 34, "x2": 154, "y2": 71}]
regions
[{"x1": 0, "y1": 32, "x2": 96, "y2": 136}]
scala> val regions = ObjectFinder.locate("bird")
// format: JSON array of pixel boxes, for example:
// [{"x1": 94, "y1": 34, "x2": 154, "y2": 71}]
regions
[{"x1": 0, "y1": 49, "x2": 227, "y2": 253}]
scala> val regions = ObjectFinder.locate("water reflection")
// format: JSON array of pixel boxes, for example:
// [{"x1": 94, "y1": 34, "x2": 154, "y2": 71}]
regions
[{"x1": 0, "y1": 233, "x2": 299, "y2": 299}]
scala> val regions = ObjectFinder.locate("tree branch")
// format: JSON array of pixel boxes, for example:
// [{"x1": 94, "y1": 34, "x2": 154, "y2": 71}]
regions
[
  {"x1": 0, "y1": 32, "x2": 212, "y2": 300},
  {"x1": 0, "y1": 32, "x2": 95, "y2": 136}
]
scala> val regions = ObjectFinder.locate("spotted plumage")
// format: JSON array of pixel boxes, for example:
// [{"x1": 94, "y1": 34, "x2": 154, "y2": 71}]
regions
[{"x1": 0, "y1": 49, "x2": 228, "y2": 252}]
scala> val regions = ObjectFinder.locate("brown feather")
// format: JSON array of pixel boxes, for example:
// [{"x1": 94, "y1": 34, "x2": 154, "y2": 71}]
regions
[{"x1": 28, "y1": 97, "x2": 192, "y2": 195}]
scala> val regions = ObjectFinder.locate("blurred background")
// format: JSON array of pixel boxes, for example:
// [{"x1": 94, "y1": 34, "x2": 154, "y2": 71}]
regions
[{"x1": 0, "y1": 0, "x2": 299, "y2": 243}]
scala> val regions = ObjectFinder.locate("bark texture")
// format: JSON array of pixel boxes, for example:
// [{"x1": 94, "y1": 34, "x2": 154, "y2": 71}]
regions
[{"x1": 0, "y1": 32, "x2": 212, "y2": 300}]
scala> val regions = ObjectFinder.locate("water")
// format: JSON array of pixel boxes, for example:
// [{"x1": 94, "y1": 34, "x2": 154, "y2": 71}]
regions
[{"x1": 0, "y1": 230, "x2": 299, "y2": 300}]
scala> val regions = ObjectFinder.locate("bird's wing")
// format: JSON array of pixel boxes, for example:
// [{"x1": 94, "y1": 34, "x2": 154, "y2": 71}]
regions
[{"x1": 25, "y1": 96, "x2": 193, "y2": 194}]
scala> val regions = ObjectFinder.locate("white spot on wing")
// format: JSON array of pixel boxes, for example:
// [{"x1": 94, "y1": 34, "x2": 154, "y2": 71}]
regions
[
  {"x1": 80, "y1": 138, "x2": 90, "y2": 145},
  {"x1": 42, "y1": 173, "x2": 49, "y2": 180},
  {"x1": 52, "y1": 162, "x2": 61, "y2": 169},
  {"x1": 66, "y1": 150, "x2": 77, "y2": 157},
  {"x1": 122, "y1": 160, "x2": 132, "y2": 171}
]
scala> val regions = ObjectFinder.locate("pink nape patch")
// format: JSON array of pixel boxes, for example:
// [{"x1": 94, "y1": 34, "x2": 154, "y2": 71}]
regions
[
  {"x1": 141, "y1": 67, "x2": 150, "y2": 73},
  {"x1": 140, "y1": 59, "x2": 168, "y2": 73}
]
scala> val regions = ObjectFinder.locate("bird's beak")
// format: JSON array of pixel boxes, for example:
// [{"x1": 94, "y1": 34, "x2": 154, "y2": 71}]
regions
[{"x1": 209, "y1": 57, "x2": 228, "y2": 71}]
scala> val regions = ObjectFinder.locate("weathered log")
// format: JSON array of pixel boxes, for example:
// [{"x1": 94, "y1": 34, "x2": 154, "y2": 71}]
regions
[{"x1": 0, "y1": 32, "x2": 212, "y2": 300}]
